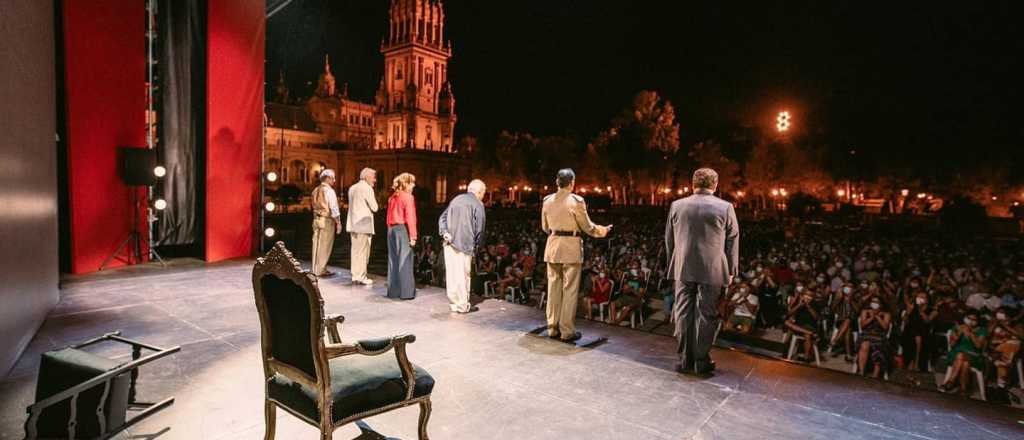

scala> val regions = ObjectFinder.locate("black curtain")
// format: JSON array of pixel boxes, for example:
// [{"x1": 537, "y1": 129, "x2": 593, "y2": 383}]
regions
[{"x1": 156, "y1": 0, "x2": 205, "y2": 247}]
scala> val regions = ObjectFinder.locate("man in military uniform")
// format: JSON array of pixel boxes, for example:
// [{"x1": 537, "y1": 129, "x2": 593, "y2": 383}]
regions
[{"x1": 542, "y1": 169, "x2": 613, "y2": 342}]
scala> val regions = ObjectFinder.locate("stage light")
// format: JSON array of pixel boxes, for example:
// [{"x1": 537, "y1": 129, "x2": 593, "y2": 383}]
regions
[
  {"x1": 153, "y1": 166, "x2": 166, "y2": 178},
  {"x1": 837, "y1": 189, "x2": 846, "y2": 197},
  {"x1": 917, "y1": 193, "x2": 926, "y2": 199},
  {"x1": 265, "y1": 201, "x2": 276, "y2": 212},
  {"x1": 266, "y1": 171, "x2": 278, "y2": 183},
  {"x1": 900, "y1": 189, "x2": 909, "y2": 197},
  {"x1": 154, "y1": 199, "x2": 167, "y2": 210},
  {"x1": 264, "y1": 227, "x2": 276, "y2": 238}
]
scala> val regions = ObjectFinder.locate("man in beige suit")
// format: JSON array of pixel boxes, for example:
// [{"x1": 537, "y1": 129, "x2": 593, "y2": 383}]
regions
[
  {"x1": 542, "y1": 168, "x2": 612, "y2": 342},
  {"x1": 346, "y1": 168, "x2": 379, "y2": 285},
  {"x1": 311, "y1": 169, "x2": 342, "y2": 278}
]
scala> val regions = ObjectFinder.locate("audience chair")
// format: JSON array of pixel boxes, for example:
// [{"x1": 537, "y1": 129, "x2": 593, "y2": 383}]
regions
[
  {"x1": 254, "y1": 242, "x2": 435, "y2": 440},
  {"x1": 785, "y1": 332, "x2": 821, "y2": 366}
]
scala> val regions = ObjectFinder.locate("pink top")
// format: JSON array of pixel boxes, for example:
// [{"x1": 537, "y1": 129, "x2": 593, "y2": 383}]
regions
[{"x1": 386, "y1": 191, "x2": 418, "y2": 241}]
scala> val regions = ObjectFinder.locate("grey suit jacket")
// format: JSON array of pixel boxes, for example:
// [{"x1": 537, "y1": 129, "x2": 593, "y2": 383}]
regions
[{"x1": 665, "y1": 191, "x2": 739, "y2": 286}]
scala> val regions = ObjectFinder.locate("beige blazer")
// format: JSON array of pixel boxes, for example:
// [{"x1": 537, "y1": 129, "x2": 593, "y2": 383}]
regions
[{"x1": 345, "y1": 180, "x2": 379, "y2": 234}]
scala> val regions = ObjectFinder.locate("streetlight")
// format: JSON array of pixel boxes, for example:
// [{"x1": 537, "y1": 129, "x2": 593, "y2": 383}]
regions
[
  {"x1": 900, "y1": 189, "x2": 909, "y2": 197},
  {"x1": 917, "y1": 193, "x2": 926, "y2": 199},
  {"x1": 776, "y1": 111, "x2": 791, "y2": 132},
  {"x1": 837, "y1": 189, "x2": 846, "y2": 197},
  {"x1": 771, "y1": 189, "x2": 780, "y2": 197},
  {"x1": 779, "y1": 188, "x2": 788, "y2": 197}
]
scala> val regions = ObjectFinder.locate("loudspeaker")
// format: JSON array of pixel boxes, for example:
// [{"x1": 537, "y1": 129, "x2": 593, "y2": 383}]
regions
[{"x1": 120, "y1": 147, "x2": 156, "y2": 186}]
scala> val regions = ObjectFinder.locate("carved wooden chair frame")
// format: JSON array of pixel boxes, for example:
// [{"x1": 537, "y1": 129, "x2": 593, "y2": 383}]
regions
[{"x1": 253, "y1": 242, "x2": 431, "y2": 440}]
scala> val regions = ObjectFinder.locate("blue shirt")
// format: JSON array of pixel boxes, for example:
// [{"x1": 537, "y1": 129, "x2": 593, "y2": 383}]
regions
[{"x1": 438, "y1": 193, "x2": 486, "y2": 255}]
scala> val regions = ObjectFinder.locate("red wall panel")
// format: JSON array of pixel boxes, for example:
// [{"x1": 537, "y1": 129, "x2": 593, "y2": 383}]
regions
[
  {"x1": 206, "y1": 0, "x2": 265, "y2": 262},
  {"x1": 63, "y1": 0, "x2": 147, "y2": 274}
]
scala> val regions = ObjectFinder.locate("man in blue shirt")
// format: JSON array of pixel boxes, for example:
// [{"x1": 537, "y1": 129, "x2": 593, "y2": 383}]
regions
[{"x1": 439, "y1": 179, "x2": 487, "y2": 313}]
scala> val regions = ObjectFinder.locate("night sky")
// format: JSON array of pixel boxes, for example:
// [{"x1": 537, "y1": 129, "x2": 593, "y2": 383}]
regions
[{"x1": 267, "y1": 1, "x2": 1022, "y2": 178}]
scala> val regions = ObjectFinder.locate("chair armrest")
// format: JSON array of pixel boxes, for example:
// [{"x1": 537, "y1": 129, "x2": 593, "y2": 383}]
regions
[
  {"x1": 325, "y1": 334, "x2": 416, "y2": 358},
  {"x1": 325, "y1": 314, "x2": 346, "y2": 344}
]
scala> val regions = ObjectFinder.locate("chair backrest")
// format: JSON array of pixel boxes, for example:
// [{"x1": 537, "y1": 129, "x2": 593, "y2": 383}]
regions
[{"x1": 252, "y1": 242, "x2": 329, "y2": 390}]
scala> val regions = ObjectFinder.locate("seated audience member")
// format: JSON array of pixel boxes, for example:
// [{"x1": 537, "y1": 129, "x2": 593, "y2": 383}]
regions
[
  {"x1": 987, "y1": 308, "x2": 1022, "y2": 388},
  {"x1": 785, "y1": 283, "x2": 820, "y2": 362},
  {"x1": 900, "y1": 291, "x2": 937, "y2": 372},
  {"x1": 583, "y1": 269, "x2": 613, "y2": 320},
  {"x1": 474, "y1": 253, "x2": 498, "y2": 294},
  {"x1": 933, "y1": 292, "x2": 966, "y2": 334},
  {"x1": 725, "y1": 283, "x2": 759, "y2": 334},
  {"x1": 496, "y1": 265, "x2": 521, "y2": 299},
  {"x1": 856, "y1": 296, "x2": 892, "y2": 378},
  {"x1": 941, "y1": 311, "x2": 988, "y2": 395},
  {"x1": 608, "y1": 267, "x2": 646, "y2": 326},
  {"x1": 828, "y1": 283, "x2": 858, "y2": 361}
]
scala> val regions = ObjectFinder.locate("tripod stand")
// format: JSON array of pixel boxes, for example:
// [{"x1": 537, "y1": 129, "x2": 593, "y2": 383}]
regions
[{"x1": 100, "y1": 188, "x2": 166, "y2": 270}]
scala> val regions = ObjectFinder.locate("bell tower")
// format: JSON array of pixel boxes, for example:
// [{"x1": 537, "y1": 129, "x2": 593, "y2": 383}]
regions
[{"x1": 374, "y1": 0, "x2": 456, "y2": 151}]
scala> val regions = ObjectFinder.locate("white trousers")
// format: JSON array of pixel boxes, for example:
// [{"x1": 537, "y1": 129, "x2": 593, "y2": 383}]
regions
[
  {"x1": 443, "y1": 244, "x2": 473, "y2": 312},
  {"x1": 349, "y1": 232, "x2": 372, "y2": 282}
]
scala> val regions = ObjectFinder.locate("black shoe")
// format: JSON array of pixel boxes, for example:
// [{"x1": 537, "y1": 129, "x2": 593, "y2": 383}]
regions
[
  {"x1": 547, "y1": 329, "x2": 561, "y2": 339},
  {"x1": 559, "y1": 331, "x2": 583, "y2": 343},
  {"x1": 695, "y1": 361, "x2": 716, "y2": 375},
  {"x1": 675, "y1": 363, "x2": 695, "y2": 374},
  {"x1": 319, "y1": 271, "x2": 337, "y2": 278},
  {"x1": 459, "y1": 306, "x2": 480, "y2": 314}
]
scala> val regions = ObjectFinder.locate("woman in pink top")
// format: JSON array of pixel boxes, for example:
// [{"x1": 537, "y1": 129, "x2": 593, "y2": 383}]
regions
[{"x1": 386, "y1": 173, "x2": 418, "y2": 299}]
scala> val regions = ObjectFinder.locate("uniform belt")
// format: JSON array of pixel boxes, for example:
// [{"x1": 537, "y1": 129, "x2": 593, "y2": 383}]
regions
[{"x1": 551, "y1": 230, "x2": 579, "y2": 237}]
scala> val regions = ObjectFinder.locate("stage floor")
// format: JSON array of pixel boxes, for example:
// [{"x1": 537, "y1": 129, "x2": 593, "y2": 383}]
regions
[{"x1": 2, "y1": 260, "x2": 1023, "y2": 440}]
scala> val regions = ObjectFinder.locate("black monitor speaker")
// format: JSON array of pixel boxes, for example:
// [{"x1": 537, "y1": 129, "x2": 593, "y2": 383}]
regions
[{"x1": 120, "y1": 147, "x2": 156, "y2": 186}]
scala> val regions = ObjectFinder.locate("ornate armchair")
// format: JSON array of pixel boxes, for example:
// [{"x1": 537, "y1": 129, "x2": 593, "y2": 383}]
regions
[{"x1": 253, "y1": 242, "x2": 434, "y2": 440}]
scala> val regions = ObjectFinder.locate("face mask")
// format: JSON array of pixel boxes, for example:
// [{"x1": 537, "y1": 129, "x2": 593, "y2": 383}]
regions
[
  {"x1": 739, "y1": 288, "x2": 748, "y2": 294},
  {"x1": 790, "y1": 262, "x2": 799, "y2": 270},
  {"x1": 912, "y1": 270, "x2": 921, "y2": 276},
  {"x1": 870, "y1": 302, "x2": 881, "y2": 310},
  {"x1": 599, "y1": 273, "x2": 606, "y2": 279},
  {"x1": 756, "y1": 266, "x2": 764, "y2": 272},
  {"x1": 842, "y1": 287, "x2": 852, "y2": 294},
  {"x1": 795, "y1": 286, "x2": 804, "y2": 293},
  {"x1": 964, "y1": 318, "x2": 975, "y2": 326},
  {"x1": 816, "y1": 277, "x2": 826, "y2": 283},
  {"x1": 630, "y1": 269, "x2": 639, "y2": 276},
  {"x1": 859, "y1": 283, "x2": 868, "y2": 289},
  {"x1": 910, "y1": 282, "x2": 919, "y2": 288},
  {"x1": 836, "y1": 262, "x2": 844, "y2": 268},
  {"x1": 915, "y1": 298, "x2": 926, "y2": 305},
  {"x1": 996, "y1": 313, "x2": 1007, "y2": 321}
]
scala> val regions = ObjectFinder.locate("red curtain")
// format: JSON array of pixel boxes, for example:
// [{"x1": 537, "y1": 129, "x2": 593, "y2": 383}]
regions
[
  {"x1": 63, "y1": 0, "x2": 147, "y2": 274},
  {"x1": 206, "y1": 0, "x2": 265, "y2": 262}
]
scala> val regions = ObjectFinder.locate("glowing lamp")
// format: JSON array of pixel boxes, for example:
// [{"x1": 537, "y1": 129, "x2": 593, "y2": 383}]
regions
[
  {"x1": 780, "y1": 189, "x2": 788, "y2": 197},
  {"x1": 264, "y1": 227, "x2": 276, "y2": 238},
  {"x1": 900, "y1": 189, "x2": 909, "y2": 197},
  {"x1": 266, "y1": 171, "x2": 278, "y2": 183},
  {"x1": 154, "y1": 199, "x2": 167, "y2": 210},
  {"x1": 677, "y1": 189, "x2": 683, "y2": 195},
  {"x1": 992, "y1": 196, "x2": 998, "y2": 201},
  {"x1": 771, "y1": 189, "x2": 780, "y2": 197},
  {"x1": 837, "y1": 189, "x2": 846, "y2": 197},
  {"x1": 265, "y1": 202, "x2": 276, "y2": 212},
  {"x1": 916, "y1": 193, "x2": 926, "y2": 199},
  {"x1": 153, "y1": 166, "x2": 166, "y2": 178}
]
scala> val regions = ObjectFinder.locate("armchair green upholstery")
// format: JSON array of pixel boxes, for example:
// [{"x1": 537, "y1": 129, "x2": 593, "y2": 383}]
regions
[{"x1": 253, "y1": 242, "x2": 434, "y2": 440}]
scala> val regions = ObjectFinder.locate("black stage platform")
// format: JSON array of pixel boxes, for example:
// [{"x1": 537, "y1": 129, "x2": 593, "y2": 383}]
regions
[{"x1": 1, "y1": 260, "x2": 1022, "y2": 439}]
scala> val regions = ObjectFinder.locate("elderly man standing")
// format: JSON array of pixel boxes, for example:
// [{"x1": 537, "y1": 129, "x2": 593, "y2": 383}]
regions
[
  {"x1": 311, "y1": 169, "x2": 342, "y2": 278},
  {"x1": 346, "y1": 168, "x2": 379, "y2": 285},
  {"x1": 439, "y1": 179, "x2": 487, "y2": 313}
]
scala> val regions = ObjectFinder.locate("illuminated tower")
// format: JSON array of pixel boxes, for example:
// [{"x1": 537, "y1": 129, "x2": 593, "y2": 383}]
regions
[{"x1": 375, "y1": 0, "x2": 456, "y2": 151}]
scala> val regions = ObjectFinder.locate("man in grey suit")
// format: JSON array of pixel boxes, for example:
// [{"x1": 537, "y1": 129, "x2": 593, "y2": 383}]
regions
[{"x1": 665, "y1": 168, "x2": 739, "y2": 375}]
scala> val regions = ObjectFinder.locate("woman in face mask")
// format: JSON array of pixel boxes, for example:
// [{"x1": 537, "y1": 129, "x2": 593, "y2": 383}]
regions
[
  {"x1": 901, "y1": 292, "x2": 938, "y2": 372},
  {"x1": 856, "y1": 296, "x2": 892, "y2": 378},
  {"x1": 583, "y1": 269, "x2": 613, "y2": 321},
  {"x1": 785, "y1": 283, "x2": 820, "y2": 363},
  {"x1": 940, "y1": 312, "x2": 988, "y2": 395},
  {"x1": 986, "y1": 308, "x2": 1022, "y2": 388},
  {"x1": 828, "y1": 283, "x2": 857, "y2": 361}
]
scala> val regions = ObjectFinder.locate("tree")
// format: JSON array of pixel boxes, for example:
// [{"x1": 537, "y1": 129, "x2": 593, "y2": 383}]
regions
[
  {"x1": 592, "y1": 90, "x2": 681, "y2": 204},
  {"x1": 688, "y1": 140, "x2": 739, "y2": 193}
]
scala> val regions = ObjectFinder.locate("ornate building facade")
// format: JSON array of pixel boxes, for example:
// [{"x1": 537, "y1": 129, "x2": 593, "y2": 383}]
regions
[{"x1": 264, "y1": 0, "x2": 469, "y2": 205}]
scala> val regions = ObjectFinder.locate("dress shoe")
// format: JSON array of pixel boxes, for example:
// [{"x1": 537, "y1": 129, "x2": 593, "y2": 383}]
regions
[
  {"x1": 319, "y1": 271, "x2": 337, "y2": 278},
  {"x1": 694, "y1": 361, "x2": 716, "y2": 375},
  {"x1": 675, "y1": 363, "x2": 694, "y2": 374},
  {"x1": 458, "y1": 306, "x2": 480, "y2": 314},
  {"x1": 547, "y1": 329, "x2": 561, "y2": 339},
  {"x1": 358, "y1": 278, "x2": 374, "y2": 285},
  {"x1": 560, "y1": 331, "x2": 583, "y2": 343}
]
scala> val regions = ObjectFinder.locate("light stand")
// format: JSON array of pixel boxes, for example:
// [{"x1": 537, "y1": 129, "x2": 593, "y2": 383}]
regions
[{"x1": 100, "y1": 187, "x2": 166, "y2": 269}]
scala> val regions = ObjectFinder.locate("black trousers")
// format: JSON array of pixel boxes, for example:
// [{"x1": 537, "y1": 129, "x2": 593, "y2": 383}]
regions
[{"x1": 673, "y1": 281, "x2": 722, "y2": 367}]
